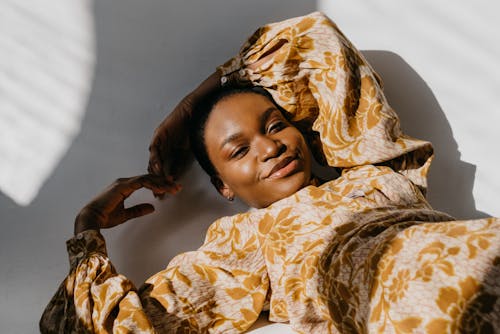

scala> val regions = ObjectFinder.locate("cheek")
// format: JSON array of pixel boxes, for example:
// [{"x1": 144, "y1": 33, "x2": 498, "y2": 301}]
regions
[
  {"x1": 239, "y1": 164, "x2": 254, "y2": 180},
  {"x1": 220, "y1": 160, "x2": 257, "y2": 191},
  {"x1": 286, "y1": 129, "x2": 308, "y2": 153},
  {"x1": 288, "y1": 130, "x2": 312, "y2": 174}
]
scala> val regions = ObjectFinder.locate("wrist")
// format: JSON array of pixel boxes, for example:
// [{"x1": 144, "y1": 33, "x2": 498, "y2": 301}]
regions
[
  {"x1": 74, "y1": 220, "x2": 100, "y2": 235},
  {"x1": 74, "y1": 210, "x2": 101, "y2": 235},
  {"x1": 190, "y1": 70, "x2": 222, "y2": 102}
]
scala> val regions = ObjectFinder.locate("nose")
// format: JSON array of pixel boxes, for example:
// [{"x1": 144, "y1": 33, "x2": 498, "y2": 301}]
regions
[{"x1": 255, "y1": 134, "x2": 286, "y2": 161}]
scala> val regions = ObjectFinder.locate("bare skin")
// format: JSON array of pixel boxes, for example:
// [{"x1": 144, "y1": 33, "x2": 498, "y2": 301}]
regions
[
  {"x1": 76, "y1": 59, "x2": 291, "y2": 233},
  {"x1": 147, "y1": 55, "x2": 269, "y2": 187},
  {"x1": 74, "y1": 174, "x2": 179, "y2": 235},
  {"x1": 204, "y1": 92, "x2": 312, "y2": 208},
  {"x1": 74, "y1": 93, "x2": 312, "y2": 234},
  {"x1": 147, "y1": 70, "x2": 250, "y2": 185}
]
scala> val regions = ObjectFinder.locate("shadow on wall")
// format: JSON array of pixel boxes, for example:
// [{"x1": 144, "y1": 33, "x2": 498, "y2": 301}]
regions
[
  {"x1": 86, "y1": 1, "x2": 316, "y2": 284},
  {"x1": 81, "y1": 4, "x2": 486, "y2": 286},
  {"x1": 362, "y1": 51, "x2": 488, "y2": 220}
]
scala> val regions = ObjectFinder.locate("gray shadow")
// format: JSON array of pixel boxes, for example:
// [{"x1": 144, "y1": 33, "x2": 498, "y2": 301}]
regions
[
  {"x1": 87, "y1": 1, "x2": 317, "y2": 284},
  {"x1": 0, "y1": 3, "x2": 316, "y2": 332},
  {"x1": 362, "y1": 51, "x2": 488, "y2": 219}
]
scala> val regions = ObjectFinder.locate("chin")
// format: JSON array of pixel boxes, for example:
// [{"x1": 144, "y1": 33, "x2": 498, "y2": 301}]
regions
[{"x1": 260, "y1": 171, "x2": 310, "y2": 208}]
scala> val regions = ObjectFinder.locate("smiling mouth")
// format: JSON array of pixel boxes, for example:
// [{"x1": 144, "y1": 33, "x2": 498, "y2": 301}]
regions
[{"x1": 267, "y1": 156, "x2": 301, "y2": 179}]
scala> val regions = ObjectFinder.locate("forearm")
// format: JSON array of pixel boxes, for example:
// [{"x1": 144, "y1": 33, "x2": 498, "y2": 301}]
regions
[
  {"x1": 169, "y1": 70, "x2": 222, "y2": 125},
  {"x1": 189, "y1": 70, "x2": 222, "y2": 101}
]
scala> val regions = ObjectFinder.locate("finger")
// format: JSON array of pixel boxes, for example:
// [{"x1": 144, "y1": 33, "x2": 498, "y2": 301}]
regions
[
  {"x1": 161, "y1": 160, "x2": 172, "y2": 181},
  {"x1": 155, "y1": 182, "x2": 182, "y2": 197},
  {"x1": 148, "y1": 155, "x2": 161, "y2": 176},
  {"x1": 123, "y1": 203, "x2": 155, "y2": 221},
  {"x1": 84, "y1": 174, "x2": 167, "y2": 219},
  {"x1": 142, "y1": 176, "x2": 182, "y2": 196},
  {"x1": 109, "y1": 175, "x2": 162, "y2": 201},
  {"x1": 148, "y1": 145, "x2": 163, "y2": 176},
  {"x1": 122, "y1": 174, "x2": 180, "y2": 197},
  {"x1": 190, "y1": 71, "x2": 223, "y2": 100},
  {"x1": 154, "y1": 192, "x2": 165, "y2": 200}
]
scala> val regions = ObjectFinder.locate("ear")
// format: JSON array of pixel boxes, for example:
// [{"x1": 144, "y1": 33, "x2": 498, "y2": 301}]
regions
[{"x1": 210, "y1": 176, "x2": 235, "y2": 200}]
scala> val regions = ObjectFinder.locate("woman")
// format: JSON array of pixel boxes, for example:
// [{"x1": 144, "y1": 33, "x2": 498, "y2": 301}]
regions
[{"x1": 41, "y1": 12, "x2": 500, "y2": 333}]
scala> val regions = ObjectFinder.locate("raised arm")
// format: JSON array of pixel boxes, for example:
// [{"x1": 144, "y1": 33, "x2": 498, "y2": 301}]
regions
[
  {"x1": 147, "y1": 70, "x2": 249, "y2": 185},
  {"x1": 212, "y1": 11, "x2": 436, "y2": 192}
]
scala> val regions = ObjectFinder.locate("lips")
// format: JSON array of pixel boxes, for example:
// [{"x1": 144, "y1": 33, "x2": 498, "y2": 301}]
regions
[{"x1": 266, "y1": 156, "x2": 300, "y2": 179}]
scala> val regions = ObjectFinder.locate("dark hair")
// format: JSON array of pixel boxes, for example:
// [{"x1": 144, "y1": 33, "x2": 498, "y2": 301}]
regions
[{"x1": 189, "y1": 85, "x2": 288, "y2": 178}]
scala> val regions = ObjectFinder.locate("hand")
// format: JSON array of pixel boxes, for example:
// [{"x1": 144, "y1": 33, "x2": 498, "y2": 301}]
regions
[
  {"x1": 147, "y1": 95, "x2": 195, "y2": 183},
  {"x1": 148, "y1": 71, "x2": 221, "y2": 183},
  {"x1": 148, "y1": 69, "x2": 251, "y2": 183},
  {"x1": 74, "y1": 174, "x2": 179, "y2": 235}
]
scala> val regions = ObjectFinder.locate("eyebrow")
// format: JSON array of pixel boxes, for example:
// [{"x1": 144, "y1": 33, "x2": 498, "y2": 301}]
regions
[
  {"x1": 258, "y1": 107, "x2": 278, "y2": 129},
  {"x1": 219, "y1": 132, "x2": 244, "y2": 150},
  {"x1": 219, "y1": 107, "x2": 278, "y2": 150}
]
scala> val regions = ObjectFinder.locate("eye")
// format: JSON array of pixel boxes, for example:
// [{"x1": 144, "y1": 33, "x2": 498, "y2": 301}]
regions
[
  {"x1": 231, "y1": 146, "x2": 249, "y2": 159},
  {"x1": 267, "y1": 120, "x2": 287, "y2": 134}
]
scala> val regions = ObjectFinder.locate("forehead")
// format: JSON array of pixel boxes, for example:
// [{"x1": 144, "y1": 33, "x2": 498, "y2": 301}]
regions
[
  {"x1": 206, "y1": 92, "x2": 278, "y2": 132},
  {"x1": 214, "y1": 92, "x2": 275, "y2": 117}
]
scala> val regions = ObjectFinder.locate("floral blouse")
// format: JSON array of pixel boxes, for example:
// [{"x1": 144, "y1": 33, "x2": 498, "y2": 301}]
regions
[{"x1": 40, "y1": 12, "x2": 500, "y2": 334}]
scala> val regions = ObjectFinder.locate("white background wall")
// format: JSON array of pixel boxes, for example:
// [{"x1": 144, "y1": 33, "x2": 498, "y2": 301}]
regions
[
  {"x1": 1, "y1": 0, "x2": 499, "y2": 332},
  {"x1": 0, "y1": 1, "x2": 314, "y2": 332},
  {"x1": 319, "y1": 0, "x2": 500, "y2": 218}
]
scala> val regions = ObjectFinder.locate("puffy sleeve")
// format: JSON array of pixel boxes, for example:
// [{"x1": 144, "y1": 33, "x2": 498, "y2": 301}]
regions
[
  {"x1": 218, "y1": 11, "x2": 433, "y2": 192},
  {"x1": 40, "y1": 213, "x2": 269, "y2": 333}
]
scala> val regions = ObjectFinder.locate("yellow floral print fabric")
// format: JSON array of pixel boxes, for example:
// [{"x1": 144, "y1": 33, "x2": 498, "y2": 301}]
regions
[
  {"x1": 41, "y1": 12, "x2": 500, "y2": 333},
  {"x1": 218, "y1": 11, "x2": 433, "y2": 193}
]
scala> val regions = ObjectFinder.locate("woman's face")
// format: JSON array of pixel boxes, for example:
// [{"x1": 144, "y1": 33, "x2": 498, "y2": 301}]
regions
[{"x1": 204, "y1": 92, "x2": 312, "y2": 208}]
